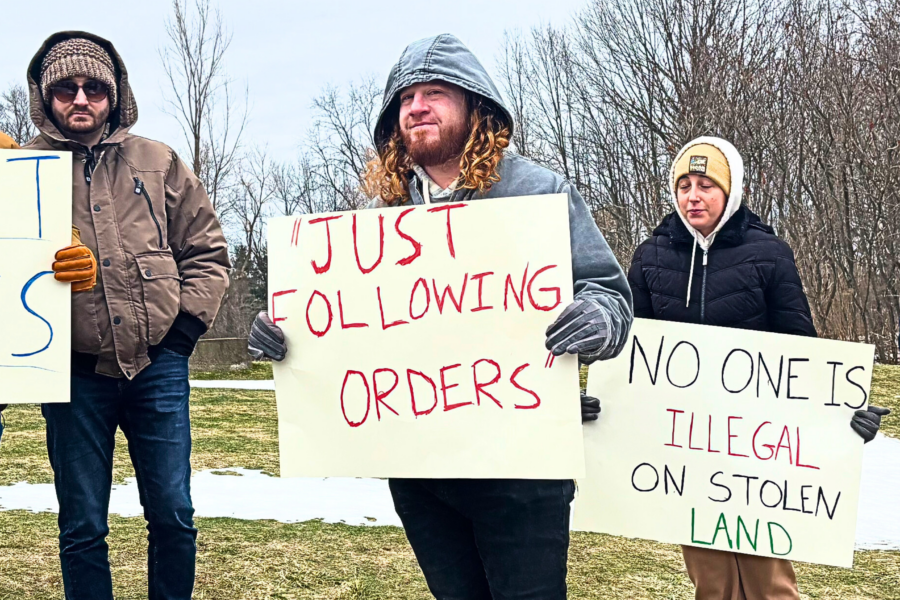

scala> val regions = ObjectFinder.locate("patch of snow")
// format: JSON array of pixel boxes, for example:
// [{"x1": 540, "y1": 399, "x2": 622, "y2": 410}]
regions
[
  {"x1": 855, "y1": 434, "x2": 900, "y2": 550},
  {"x1": 1, "y1": 436, "x2": 898, "y2": 550},
  {"x1": 189, "y1": 380, "x2": 275, "y2": 391},
  {"x1": 0, "y1": 469, "x2": 401, "y2": 527}
]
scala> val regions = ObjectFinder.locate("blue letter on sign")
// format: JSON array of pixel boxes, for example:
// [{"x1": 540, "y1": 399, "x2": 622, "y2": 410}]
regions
[
  {"x1": 6, "y1": 155, "x2": 61, "y2": 239},
  {"x1": 12, "y1": 271, "x2": 55, "y2": 357}
]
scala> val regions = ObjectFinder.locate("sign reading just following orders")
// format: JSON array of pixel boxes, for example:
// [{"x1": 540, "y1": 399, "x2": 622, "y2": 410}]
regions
[{"x1": 268, "y1": 195, "x2": 585, "y2": 480}]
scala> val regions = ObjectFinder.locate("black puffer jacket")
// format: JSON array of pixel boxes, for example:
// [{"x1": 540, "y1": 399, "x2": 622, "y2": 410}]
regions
[{"x1": 628, "y1": 205, "x2": 817, "y2": 336}]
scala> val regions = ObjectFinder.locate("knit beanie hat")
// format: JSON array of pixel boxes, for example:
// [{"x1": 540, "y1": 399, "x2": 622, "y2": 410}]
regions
[
  {"x1": 672, "y1": 143, "x2": 731, "y2": 197},
  {"x1": 40, "y1": 38, "x2": 118, "y2": 107}
]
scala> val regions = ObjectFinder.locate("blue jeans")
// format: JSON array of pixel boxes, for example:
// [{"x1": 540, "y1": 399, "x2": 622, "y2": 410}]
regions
[
  {"x1": 389, "y1": 478, "x2": 575, "y2": 600},
  {"x1": 42, "y1": 349, "x2": 196, "y2": 600}
]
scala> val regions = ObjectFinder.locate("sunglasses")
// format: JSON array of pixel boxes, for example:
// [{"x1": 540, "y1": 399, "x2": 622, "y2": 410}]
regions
[{"x1": 49, "y1": 80, "x2": 109, "y2": 103}]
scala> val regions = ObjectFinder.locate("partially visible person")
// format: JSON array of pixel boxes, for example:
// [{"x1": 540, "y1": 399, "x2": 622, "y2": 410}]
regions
[
  {"x1": 0, "y1": 130, "x2": 97, "y2": 415},
  {"x1": 0, "y1": 131, "x2": 16, "y2": 417},
  {"x1": 23, "y1": 31, "x2": 229, "y2": 600},
  {"x1": 627, "y1": 135, "x2": 888, "y2": 600}
]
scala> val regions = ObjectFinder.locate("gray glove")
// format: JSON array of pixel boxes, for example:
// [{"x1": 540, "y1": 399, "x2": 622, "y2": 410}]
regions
[
  {"x1": 248, "y1": 312, "x2": 287, "y2": 362},
  {"x1": 545, "y1": 297, "x2": 610, "y2": 356},
  {"x1": 581, "y1": 393, "x2": 600, "y2": 422},
  {"x1": 851, "y1": 406, "x2": 890, "y2": 443}
]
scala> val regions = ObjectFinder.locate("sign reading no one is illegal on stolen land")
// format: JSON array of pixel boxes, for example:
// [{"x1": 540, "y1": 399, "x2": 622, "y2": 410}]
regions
[
  {"x1": 574, "y1": 318, "x2": 872, "y2": 568},
  {"x1": 268, "y1": 194, "x2": 585, "y2": 479}
]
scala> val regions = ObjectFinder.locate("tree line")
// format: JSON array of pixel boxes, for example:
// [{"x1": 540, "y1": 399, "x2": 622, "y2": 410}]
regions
[
  {"x1": 498, "y1": 0, "x2": 900, "y2": 363},
  {"x1": 2, "y1": 0, "x2": 898, "y2": 363}
]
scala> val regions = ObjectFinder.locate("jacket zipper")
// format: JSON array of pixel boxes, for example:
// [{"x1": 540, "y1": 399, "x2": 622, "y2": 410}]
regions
[
  {"x1": 81, "y1": 145, "x2": 111, "y2": 184},
  {"x1": 133, "y1": 177, "x2": 165, "y2": 249},
  {"x1": 700, "y1": 250, "x2": 709, "y2": 323},
  {"x1": 81, "y1": 145, "x2": 97, "y2": 184},
  {"x1": 83, "y1": 154, "x2": 94, "y2": 183}
]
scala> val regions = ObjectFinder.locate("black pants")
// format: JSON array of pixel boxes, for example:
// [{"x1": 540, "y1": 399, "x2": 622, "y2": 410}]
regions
[{"x1": 389, "y1": 478, "x2": 575, "y2": 600}]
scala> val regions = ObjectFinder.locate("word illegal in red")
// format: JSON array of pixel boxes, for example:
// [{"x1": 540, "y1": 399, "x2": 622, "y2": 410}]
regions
[
  {"x1": 665, "y1": 410, "x2": 820, "y2": 470},
  {"x1": 339, "y1": 358, "x2": 543, "y2": 428}
]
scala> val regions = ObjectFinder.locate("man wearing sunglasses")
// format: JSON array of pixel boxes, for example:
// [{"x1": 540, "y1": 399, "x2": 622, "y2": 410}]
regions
[{"x1": 22, "y1": 32, "x2": 230, "y2": 600}]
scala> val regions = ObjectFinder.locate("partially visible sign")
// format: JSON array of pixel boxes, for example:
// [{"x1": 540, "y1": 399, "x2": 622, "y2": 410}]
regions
[
  {"x1": 0, "y1": 150, "x2": 72, "y2": 403},
  {"x1": 574, "y1": 318, "x2": 872, "y2": 568},
  {"x1": 268, "y1": 195, "x2": 585, "y2": 479}
]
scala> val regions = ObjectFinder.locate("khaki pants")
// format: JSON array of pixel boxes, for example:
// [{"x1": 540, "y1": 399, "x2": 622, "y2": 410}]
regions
[{"x1": 681, "y1": 546, "x2": 800, "y2": 600}]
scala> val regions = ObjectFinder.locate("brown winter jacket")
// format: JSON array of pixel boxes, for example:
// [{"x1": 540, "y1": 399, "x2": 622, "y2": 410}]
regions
[{"x1": 24, "y1": 31, "x2": 230, "y2": 379}]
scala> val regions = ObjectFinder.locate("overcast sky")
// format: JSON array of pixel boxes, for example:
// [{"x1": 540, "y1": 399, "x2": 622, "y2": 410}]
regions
[{"x1": 0, "y1": 0, "x2": 586, "y2": 158}]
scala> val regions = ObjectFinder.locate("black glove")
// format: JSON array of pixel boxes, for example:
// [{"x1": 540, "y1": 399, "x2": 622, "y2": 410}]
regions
[
  {"x1": 545, "y1": 298, "x2": 610, "y2": 356},
  {"x1": 851, "y1": 406, "x2": 890, "y2": 443},
  {"x1": 581, "y1": 393, "x2": 601, "y2": 423},
  {"x1": 248, "y1": 311, "x2": 287, "y2": 362}
]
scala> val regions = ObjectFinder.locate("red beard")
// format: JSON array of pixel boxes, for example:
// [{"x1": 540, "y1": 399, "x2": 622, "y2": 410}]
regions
[{"x1": 402, "y1": 116, "x2": 469, "y2": 167}]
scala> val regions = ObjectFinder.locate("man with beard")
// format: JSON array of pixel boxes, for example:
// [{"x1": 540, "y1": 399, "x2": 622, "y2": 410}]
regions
[
  {"x1": 249, "y1": 34, "x2": 630, "y2": 599},
  {"x1": 23, "y1": 32, "x2": 230, "y2": 600}
]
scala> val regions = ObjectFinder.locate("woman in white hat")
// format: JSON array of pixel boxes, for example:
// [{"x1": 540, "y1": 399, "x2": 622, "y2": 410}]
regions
[{"x1": 623, "y1": 136, "x2": 888, "y2": 599}]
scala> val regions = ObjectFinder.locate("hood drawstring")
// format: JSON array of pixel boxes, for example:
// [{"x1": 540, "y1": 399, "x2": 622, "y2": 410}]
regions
[
  {"x1": 686, "y1": 238, "x2": 697, "y2": 307},
  {"x1": 422, "y1": 180, "x2": 432, "y2": 205}
]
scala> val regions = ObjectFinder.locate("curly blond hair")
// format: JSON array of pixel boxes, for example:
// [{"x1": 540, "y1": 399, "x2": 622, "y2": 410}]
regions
[{"x1": 363, "y1": 93, "x2": 511, "y2": 205}]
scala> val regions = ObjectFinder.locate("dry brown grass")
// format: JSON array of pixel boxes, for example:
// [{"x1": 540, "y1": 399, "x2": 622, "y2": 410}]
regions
[
  {"x1": 1, "y1": 512, "x2": 898, "y2": 599},
  {"x1": 0, "y1": 366, "x2": 898, "y2": 598}
]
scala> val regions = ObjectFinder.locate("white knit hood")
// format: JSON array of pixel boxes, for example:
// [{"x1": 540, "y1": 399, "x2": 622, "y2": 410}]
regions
[
  {"x1": 670, "y1": 136, "x2": 744, "y2": 251},
  {"x1": 669, "y1": 136, "x2": 744, "y2": 307}
]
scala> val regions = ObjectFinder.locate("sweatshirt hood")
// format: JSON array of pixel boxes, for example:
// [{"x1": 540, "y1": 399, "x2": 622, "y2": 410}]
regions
[
  {"x1": 373, "y1": 33, "x2": 513, "y2": 149},
  {"x1": 26, "y1": 31, "x2": 138, "y2": 145},
  {"x1": 668, "y1": 136, "x2": 744, "y2": 308},
  {"x1": 670, "y1": 136, "x2": 744, "y2": 251}
]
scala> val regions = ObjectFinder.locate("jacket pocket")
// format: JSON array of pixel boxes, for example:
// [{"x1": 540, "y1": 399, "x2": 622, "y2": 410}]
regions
[{"x1": 135, "y1": 250, "x2": 181, "y2": 345}]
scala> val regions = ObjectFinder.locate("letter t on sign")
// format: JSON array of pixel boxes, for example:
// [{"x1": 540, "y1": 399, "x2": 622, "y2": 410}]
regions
[{"x1": 7, "y1": 155, "x2": 62, "y2": 239}]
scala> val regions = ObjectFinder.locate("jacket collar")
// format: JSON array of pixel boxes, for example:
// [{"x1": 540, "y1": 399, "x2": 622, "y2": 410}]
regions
[{"x1": 654, "y1": 205, "x2": 773, "y2": 248}]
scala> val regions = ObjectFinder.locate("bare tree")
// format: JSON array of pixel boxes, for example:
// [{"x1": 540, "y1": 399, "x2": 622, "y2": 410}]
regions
[
  {"x1": 0, "y1": 83, "x2": 36, "y2": 145},
  {"x1": 500, "y1": 0, "x2": 900, "y2": 362},
  {"x1": 232, "y1": 147, "x2": 276, "y2": 276},
  {"x1": 306, "y1": 77, "x2": 381, "y2": 212},
  {"x1": 198, "y1": 80, "x2": 248, "y2": 215},
  {"x1": 272, "y1": 154, "x2": 320, "y2": 216},
  {"x1": 160, "y1": 0, "x2": 247, "y2": 213},
  {"x1": 207, "y1": 147, "x2": 275, "y2": 338}
]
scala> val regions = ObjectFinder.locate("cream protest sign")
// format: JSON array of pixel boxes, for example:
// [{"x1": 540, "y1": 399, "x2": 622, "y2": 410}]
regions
[
  {"x1": 0, "y1": 149, "x2": 72, "y2": 403},
  {"x1": 268, "y1": 194, "x2": 584, "y2": 479},
  {"x1": 573, "y1": 318, "x2": 872, "y2": 568}
]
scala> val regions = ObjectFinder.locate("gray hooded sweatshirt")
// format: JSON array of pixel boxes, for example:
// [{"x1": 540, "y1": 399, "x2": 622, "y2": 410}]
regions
[{"x1": 370, "y1": 34, "x2": 633, "y2": 362}]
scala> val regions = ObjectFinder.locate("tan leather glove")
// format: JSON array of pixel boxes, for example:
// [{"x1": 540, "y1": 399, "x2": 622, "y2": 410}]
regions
[
  {"x1": 52, "y1": 227, "x2": 97, "y2": 293},
  {"x1": 0, "y1": 132, "x2": 19, "y2": 149}
]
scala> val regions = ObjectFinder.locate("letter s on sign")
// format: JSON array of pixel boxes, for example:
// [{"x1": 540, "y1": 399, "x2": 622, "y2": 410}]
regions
[
  {"x1": 12, "y1": 271, "x2": 55, "y2": 357},
  {"x1": 511, "y1": 363, "x2": 541, "y2": 409}
]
